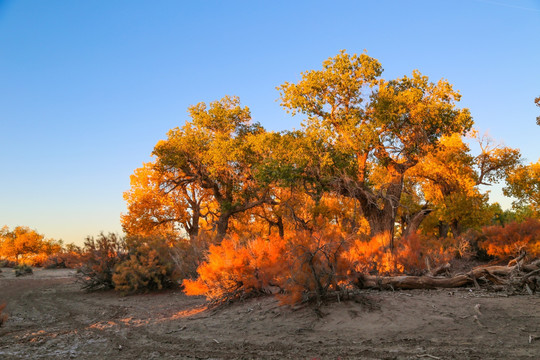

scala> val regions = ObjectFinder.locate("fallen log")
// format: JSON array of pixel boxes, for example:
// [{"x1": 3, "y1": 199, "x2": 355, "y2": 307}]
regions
[
  {"x1": 357, "y1": 274, "x2": 471, "y2": 290},
  {"x1": 430, "y1": 262, "x2": 451, "y2": 277},
  {"x1": 354, "y1": 259, "x2": 540, "y2": 291}
]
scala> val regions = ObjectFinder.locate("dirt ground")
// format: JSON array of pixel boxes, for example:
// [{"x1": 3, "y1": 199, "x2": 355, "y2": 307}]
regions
[{"x1": 0, "y1": 268, "x2": 539, "y2": 359}]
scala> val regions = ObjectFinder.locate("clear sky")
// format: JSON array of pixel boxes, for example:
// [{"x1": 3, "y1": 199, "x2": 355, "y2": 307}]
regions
[{"x1": 1, "y1": 0, "x2": 539, "y2": 245}]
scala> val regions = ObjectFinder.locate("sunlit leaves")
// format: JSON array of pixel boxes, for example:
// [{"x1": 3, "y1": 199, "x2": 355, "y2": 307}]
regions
[
  {"x1": 504, "y1": 159, "x2": 540, "y2": 214},
  {"x1": 0, "y1": 226, "x2": 62, "y2": 264}
]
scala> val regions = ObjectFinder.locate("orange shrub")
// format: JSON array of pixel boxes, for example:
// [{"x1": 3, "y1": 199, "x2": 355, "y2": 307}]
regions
[
  {"x1": 398, "y1": 234, "x2": 454, "y2": 273},
  {"x1": 345, "y1": 233, "x2": 453, "y2": 275},
  {"x1": 184, "y1": 230, "x2": 459, "y2": 305},
  {"x1": 345, "y1": 233, "x2": 397, "y2": 274},
  {"x1": 183, "y1": 234, "x2": 287, "y2": 303},
  {"x1": 279, "y1": 230, "x2": 352, "y2": 305},
  {"x1": 479, "y1": 218, "x2": 540, "y2": 259},
  {"x1": 43, "y1": 251, "x2": 83, "y2": 269},
  {"x1": 184, "y1": 230, "x2": 353, "y2": 305}
]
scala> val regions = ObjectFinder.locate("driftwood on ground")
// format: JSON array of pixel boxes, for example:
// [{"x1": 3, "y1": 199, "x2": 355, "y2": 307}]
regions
[{"x1": 354, "y1": 258, "x2": 540, "y2": 293}]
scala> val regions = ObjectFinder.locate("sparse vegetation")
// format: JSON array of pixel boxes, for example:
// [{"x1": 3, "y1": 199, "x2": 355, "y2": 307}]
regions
[
  {"x1": 0, "y1": 259, "x2": 17, "y2": 268},
  {"x1": 77, "y1": 233, "x2": 127, "y2": 291},
  {"x1": 14, "y1": 264, "x2": 33, "y2": 277}
]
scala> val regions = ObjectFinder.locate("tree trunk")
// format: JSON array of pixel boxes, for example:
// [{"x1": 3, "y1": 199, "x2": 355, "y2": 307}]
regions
[
  {"x1": 215, "y1": 213, "x2": 231, "y2": 242},
  {"x1": 187, "y1": 208, "x2": 200, "y2": 241},
  {"x1": 365, "y1": 164, "x2": 405, "y2": 251},
  {"x1": 366, "y1": 209, "x2": 395, "y2": 250},
  {"x1": 402, "y1": 208, "x2": 433, "y2": 238},
  {"x1": 277, "y1": 216, "x2": 284, "y2": 238},
  {"x1": 438, "y1": 221, "x2": 449, "y2": 238},
  {"x1": 450, "y1": 220, "x2": 462, "y2": 238},
  {"x1": 337, "y1": 162, "x2": 407, "y2": 251}
]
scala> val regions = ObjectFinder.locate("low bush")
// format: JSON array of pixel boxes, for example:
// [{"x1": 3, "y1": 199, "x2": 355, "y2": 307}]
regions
[
  {"x1": 14, "y1": 264, "x2": 33, "y2": 277},
  {"x1": 183, "y1": 234, "x2": 287, "y2": 303},
  {"x1": 280, "y1": 230, "x2": 351, "y2": 305},
  {"x1": 43, "y1": 245, "x2": 84, "y2": 269},
  {"x1": 479, "y1": 218, "x2": 540, "y2": 259},
  {"x1": 112, "y1": 235, "x2": 183, "y2": 294},
  {"x1": 0, "y1": 259, "x2": 17, "y2": 268},
  {"x1": 43, "y1": 254, "x2": 68, "y2": 269},
  {"x1": 345, "y1": 233, "x2": 454, "y2": 276},
  {"x1": 77, "y1": 233, "x2": 127, "y2": 291},
  {"x1": 184, "y1": 230, "x2": 353, "y2": 306}
]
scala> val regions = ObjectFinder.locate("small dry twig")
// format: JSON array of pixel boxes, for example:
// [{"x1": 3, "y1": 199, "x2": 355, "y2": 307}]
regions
[
  {"x1": 474, "y1": 303, "x2": 482, "y2": 316},
  {"x1": 416, "y1": 354, "x2": 442, "y2": 360}
]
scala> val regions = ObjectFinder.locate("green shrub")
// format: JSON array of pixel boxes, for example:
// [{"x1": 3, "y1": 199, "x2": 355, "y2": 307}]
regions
[
  {"x1": 0, "y1": 259, "x2": 17, "y2": 268},
  {"x1": 14, "y1": 264, "x2": 33, "y2": 277},
  {"x1": 112, "y1": 235, "x2": 183, "y2": 294}
]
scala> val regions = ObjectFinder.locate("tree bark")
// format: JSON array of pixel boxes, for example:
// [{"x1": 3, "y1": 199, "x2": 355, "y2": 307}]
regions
[
  {"x1": 401, "y1": 208, "x2": 433, "y2": 238},
  {"x1": 215, "y1": 212, "x2": 231, "y2": 242},
  {"x1": 277, "y1": 216, "x2": 284, "y2": 238},
  {"x1": 362, "y1": 168, "x2": 404, "y2": 250},
  {"x1": 450, "y1": 220, "x2": 462, "y2": 238},
  {"x1": 438, "y1": 221, "x2": 449, "y2": 238},
  {"x1": 357, "y1": 273, "x2": 471, "y2": 289},
  {"x1": 353, "y1": 260, "x2": 540, "y2": 291}
]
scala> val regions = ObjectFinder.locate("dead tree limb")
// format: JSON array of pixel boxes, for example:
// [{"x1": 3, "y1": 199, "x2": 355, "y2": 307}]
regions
[{"x1": 354, "y1": 259, "x2": 540, "y2": 292}]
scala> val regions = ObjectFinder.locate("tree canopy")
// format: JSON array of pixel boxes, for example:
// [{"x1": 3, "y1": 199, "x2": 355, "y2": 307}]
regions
[{"x1": 122, "y1": 51, "x2": 532, "y2": 251}]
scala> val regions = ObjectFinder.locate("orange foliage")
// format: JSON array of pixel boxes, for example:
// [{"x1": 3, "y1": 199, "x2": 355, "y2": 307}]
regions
[
  {"x1": 279, "y1": 229, "x2": 352, "y2": 305},
  {"x1": 43, "y1": 247, "x2": 84, "y2": 269},
  {"x1": 479, "y1": 218, "x2": 540, "y2": 259},
  {"x1": 0, "y1": 226, "x2": 68, "y2": 267},
  {"x1": 184, "y1": 229, "x2": 460, "y2": 304},
  {"x1": 395, "y1": 234, "x2": 453, "y2": 273},
  {"x1": 346, "y1": 233, "x2": 397, "y2": 274},
  {"x1": 183, "y1": 235, "x2": 287, "y2": 302},
  {"x1": 184, "y1": 230, "x2": 355, "y2": 305},
  {"x1": 345, "y1": 232, "x2": 452, "y2": 275}
]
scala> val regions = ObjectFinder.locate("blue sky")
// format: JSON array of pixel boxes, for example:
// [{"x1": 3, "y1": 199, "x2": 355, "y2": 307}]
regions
[{"x1": 1, "y1": 0, "x2": 539, "y2": 245}]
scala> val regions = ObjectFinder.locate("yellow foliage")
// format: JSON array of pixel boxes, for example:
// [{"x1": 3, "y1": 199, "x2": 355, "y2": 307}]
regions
[
  {"x1": 113, "y1": 236, "x2": 184, "y2": 294},
  {"x1": 0, "y1": 226, "x2": 63, "y2": 266}
]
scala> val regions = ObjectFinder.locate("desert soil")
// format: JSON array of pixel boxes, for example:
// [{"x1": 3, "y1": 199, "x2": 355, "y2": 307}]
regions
[{"x1": 0, "y1": 267, "x2": 539, "y2": 359}]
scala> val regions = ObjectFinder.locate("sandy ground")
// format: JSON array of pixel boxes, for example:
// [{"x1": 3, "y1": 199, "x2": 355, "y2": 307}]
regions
[{"x1": 1, "y1": 267, "x2": 539, "y2": 359}]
